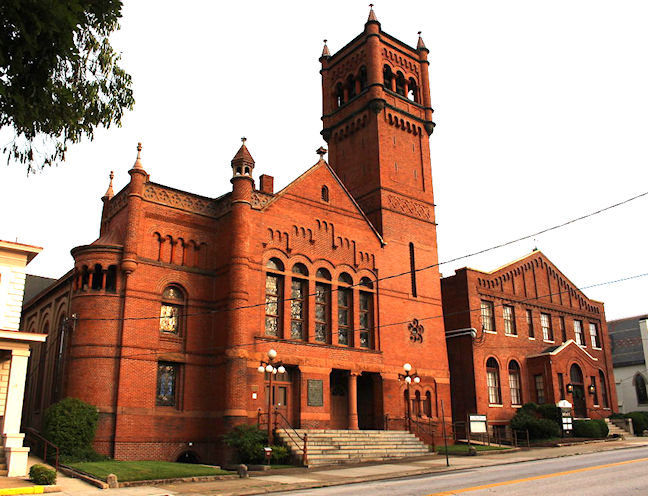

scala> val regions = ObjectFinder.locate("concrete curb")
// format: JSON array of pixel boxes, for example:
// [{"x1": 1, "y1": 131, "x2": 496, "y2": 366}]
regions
[
  {"x1": 57, "y1": 466, "x2": 108, "y2": 489},
  {"x1": 0, "y1": 486, "x2": 60, "y2": 495}
]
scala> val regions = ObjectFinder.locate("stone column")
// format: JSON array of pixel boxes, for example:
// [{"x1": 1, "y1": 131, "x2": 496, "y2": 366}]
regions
[
  {"x1": 3, "y1": 349, "x2": 30, "y2": 477},
  {"x1": 348, "y1": 372, "x2": 359, "y2": 430}
]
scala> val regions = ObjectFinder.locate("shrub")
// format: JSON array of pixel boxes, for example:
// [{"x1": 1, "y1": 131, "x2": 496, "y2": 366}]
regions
[
  {"x1": 511, "y1": 412, "x2": 561, "y2": 440},
  {"x1": 593, "y1": 419, "x2": 609, "y2": 437},
  {"x1": 270, "y1": 445, "x2": 289, "y2": 464},
  {"x1": 43, "y1": 398, "x2": 101, "y2": 461},
  {"x1": 29, "y1": 464, "x2": 56, "y2": 485},
  {"x1": 222, "y1": 425, "x2": 267, "y2": 464},
  {"x1": 536, "y1": 404, "x2": 562, "y2": 425},
  {"x1": 573, "y1": 419, "x2": 606, "y2": 438}
]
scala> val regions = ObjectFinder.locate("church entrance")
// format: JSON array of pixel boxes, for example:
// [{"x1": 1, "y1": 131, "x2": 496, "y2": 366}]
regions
[
  {"x1": 358, "y1": 372, "x2": 382, "y2": 429},
  {"x1": 570, "y1": 364, "x2": 587, "y2": 418},
  {"x1": 265, "y1": 367, "x2": 299, "y2": 427},
  {"x1": 330, "y1": 369, "x2": 349, "y2": 428}
]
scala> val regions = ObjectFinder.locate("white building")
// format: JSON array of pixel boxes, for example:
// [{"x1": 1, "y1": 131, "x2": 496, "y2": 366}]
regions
[
  {"x1": 608, "y1": 315, "x2": 648, "y2": 414},
  {"x1": 0, "y1": 240, "x2": 47, "y2": 476}
]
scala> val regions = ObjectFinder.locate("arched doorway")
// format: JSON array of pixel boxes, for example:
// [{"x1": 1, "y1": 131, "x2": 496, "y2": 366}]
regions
[{"x1": 570, "y1": 364, "x2": 587, "y2": 418}]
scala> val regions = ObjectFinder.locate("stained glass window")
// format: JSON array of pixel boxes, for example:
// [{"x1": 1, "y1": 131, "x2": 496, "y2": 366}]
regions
[
  {"x1": 338, "y1": 288, "x2": 352, "y2": 345},
  {"x1": 265, "y1": 274, "x2": 281, "y2": 336},
  {"x1": 359, "y1": 292, "x2": 372, "y2": 348},
  {"x1": 290, "y1": 279, "x2": 306, "y2": 340},
  {"x1": 160, "y1": 286, "x2": 184, "y2": 334},
  {"x1": 315, "y1": 282, "x2": 330, "y2": 342},
  {"x1": 156, "y1": 362, "x2": 177, "y2": 406}
]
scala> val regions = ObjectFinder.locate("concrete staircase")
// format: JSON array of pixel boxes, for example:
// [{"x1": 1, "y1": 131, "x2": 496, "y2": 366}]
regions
[
  {"x1": 605, "y1": 417, "x2": 633, "y2": 437},
  {"x1": 275, "y1": 429, "x2": 431, "y2": 467}
]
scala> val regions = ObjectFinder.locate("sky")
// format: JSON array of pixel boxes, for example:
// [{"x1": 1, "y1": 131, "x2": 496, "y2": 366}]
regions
[{"x1": 1, "y1": 1, "x2": 647, "y2": 321}]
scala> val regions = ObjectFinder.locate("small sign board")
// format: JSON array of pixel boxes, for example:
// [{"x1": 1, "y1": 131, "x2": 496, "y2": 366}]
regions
[
  {"x1": 468, "y1": 414, "x2": 488, "y2": 434},
  {"x1": 307, "y1": 379, "x2": 324, "y2": 406}
]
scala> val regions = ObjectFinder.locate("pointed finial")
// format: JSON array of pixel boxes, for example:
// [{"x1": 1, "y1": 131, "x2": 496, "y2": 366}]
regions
[
  {"x1": 417, "y1": 31, "x2": 427, "y2": 50},
  {"x1": 367, "y1": 4, "x2": 378, "y2": 22},
  {"x1": 103, "y1": 170, "x2": 115, "y2": 200},
  {"x1": 241, "y1": 136, "x2": 247, "y2": 144},
  {"x1": 132, "y1": 142, "x2": 144, "y2": 170},
  {"x1": 321, "y1": 39, "x2": 331, "y2": 58},
  {"x1": 316, "y1": 146, "x2": 328, "y2": 161}
]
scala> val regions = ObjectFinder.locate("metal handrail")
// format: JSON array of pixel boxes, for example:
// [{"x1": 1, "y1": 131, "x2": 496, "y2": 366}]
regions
[
  {"x1": 24, "y1": 428, "x2": 59, "y2": 471},
  {"x1": 272, "y1": 409, "x2": 308, "y2": 466},
  {"x1": 409, "y1": 416, "x2": 438, "y2": 451}
]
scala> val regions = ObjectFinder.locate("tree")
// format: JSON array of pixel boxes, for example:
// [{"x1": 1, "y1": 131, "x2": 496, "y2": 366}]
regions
[{"x1": 0, "y1": 0, "x2": 134, "y2": 172}]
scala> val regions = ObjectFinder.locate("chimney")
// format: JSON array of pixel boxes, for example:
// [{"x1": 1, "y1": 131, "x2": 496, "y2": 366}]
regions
[{"x1": 259, "y1": 174, "x2": 274, "y2": 194}]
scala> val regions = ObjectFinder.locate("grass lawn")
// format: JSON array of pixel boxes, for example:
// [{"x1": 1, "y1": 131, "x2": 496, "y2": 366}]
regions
[
  {"x1": 66, "y1": 460, "x2": 231, "y2": 482},
  {"x1": 437, "y1": 444, "x2": 509, "y2": 454}
]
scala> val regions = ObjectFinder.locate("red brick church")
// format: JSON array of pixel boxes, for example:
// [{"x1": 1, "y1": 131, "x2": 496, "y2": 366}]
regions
[{"x1": 21, "y1": 9, "x2": 452, "y2": 462}]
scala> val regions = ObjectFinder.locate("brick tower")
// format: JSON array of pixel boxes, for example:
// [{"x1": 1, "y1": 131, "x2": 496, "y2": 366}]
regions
[{"x1": 320, "y1": 6, "x2": 436, "y2": 238}]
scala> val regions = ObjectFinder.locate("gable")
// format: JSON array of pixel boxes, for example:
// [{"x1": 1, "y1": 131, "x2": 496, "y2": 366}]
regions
[{"x1": 475, "y1": 251, "x2": 602, "y2": 315}]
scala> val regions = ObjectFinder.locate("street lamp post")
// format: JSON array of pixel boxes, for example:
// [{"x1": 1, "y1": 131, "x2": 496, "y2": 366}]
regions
[
  {"x1": 398, "y1": 363, "x2": 420, "y2": 432},
  {"x1": 257, "y1": 349, "x2": 285, "y2": 445}
]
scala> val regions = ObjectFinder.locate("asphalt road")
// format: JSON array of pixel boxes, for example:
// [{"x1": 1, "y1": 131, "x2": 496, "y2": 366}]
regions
[{"x1": 282, "y1": 446, "x2": 648, "y2": 496}]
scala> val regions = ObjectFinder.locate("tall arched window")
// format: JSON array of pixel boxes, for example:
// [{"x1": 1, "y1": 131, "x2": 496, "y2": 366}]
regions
[
  {"x1": 508, "y1": 360, "x2": 522, "y2": 406},
  {"x1": 486, "y1": 357, "x2": 502, "y2": 405},
  {"x1": 407, "y1": 77, "x2": 418, "y2": 102},
  {"x1": 160, "y1": 286, "x2": 185, "y2": 335},
  {"x1": 383, "y1": 65, "x2": 393, "y2": 90},
  {"x1": 359, "y1": 277, "x2": 374, "y2": 348},
  {"x1": 598, "y1": 370, "x2": 609, "y2": 408},
  {"x1": 395, "y1": 72, "x2": 406, "y2": 96},
  {"x1": 635, "y1": 373, "x2": 648, "y2": 405},
  {"x1": 414, "y1": 390, "x2": 422, "y2": 417},
  {"x1": 424, "y1": 391, "x2": 433, "y2": 417},
  {"x1": 290, "y1": 264, "x2": 308, "y2": 340},
  {"x1": 265, "y1": 258, "x2": 284, "y2": 337},
  {"x1": 338, "y1": 273, "x2": 353, "y2": 346},
  {"x1": 358, "y1": 66, "x2": 368, "y2": 91},
  {"x1": 336, "y1": 83, "x2": 344, "y2": 107},
  {"x1": 321, "y1": 185, "x2": 329, "y2": 202},
  {"x1": 315, "y1": 268, "x2": 331, "y2": 343},
  {"x1": 347, "y1": 74, "x2": 356, "y2": 99}
]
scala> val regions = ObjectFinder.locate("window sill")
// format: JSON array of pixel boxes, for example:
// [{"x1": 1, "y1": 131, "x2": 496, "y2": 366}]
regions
[
  {"x1": 488, "y1": 404, "x2": 504, "y2": 408},
  {"x1": 528, "y1": 337, "x2": 536, "y2": 340},
  {"x1": 512, "y1": 404, "x2": 522, "y2": 408},
  {"x1": 592, "y1": 347, "x2": 602, "y2": 351},
  {"x1": 505, "y1": 333, "x2": 518, "y2": 337},
  {"x1": 483, "y1": 330, "x2": 497, "y2": 334},
  {"x1": 544, "y1": 340, "x2": 555, "y2": 344}
]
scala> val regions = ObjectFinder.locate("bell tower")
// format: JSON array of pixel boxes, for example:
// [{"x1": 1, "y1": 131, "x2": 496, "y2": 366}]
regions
[{"x1": 320, "y1": 6, "x2": 436, "y2": 237}]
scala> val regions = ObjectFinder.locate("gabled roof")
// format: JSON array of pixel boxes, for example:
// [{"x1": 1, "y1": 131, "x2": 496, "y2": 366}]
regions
[
  {"x1": 261, "y1": 158, "x2": 385, "y2": 246},
  {"x1": 527, "y1": 339, "x2": 598, "y2": 362}
]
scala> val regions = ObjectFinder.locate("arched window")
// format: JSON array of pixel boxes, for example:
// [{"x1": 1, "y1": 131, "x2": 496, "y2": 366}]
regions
[
  {"x1": 424, "y1": 391, "x2": 432, "y2": 417},
  {"x1": 91, "y1": 264, "x2": 103, "y2": 290},
  {"x1": 338, "y1": 273, "x2": 353, "y2": 346},
  {"x1": 486, "y1": 357, "x2": 502, "y2": 404},
  {"x1": 105, "y1": 265, "x2": 117, "y2": 292},
  {"x1": 321, "y1": 185, "x2": 329, "y2": 202},
  {"x1": 290, "y1": 266, "x2": 307, "y2": 341},
  {"x1": 395, "y1": 72, "x2": 406, "y2": 96},
  {"x1": 160, "y1": 286, "x2": 185, "y2": 335},
  {"x1": 81, "y1": 265, "x2": 89, "y2": 290},
  {"x1": 358, "y1": 66, "x2": 367, "y2": 91},
  {"x1": 409, "y1": 242, "x2": 417, "y2": 297},
  {"x1": 383, "y1": 65, "x2": 393, "y2": 90},
  {"x1": 315, "y1": 268, "x2": 331, "y2": 343},
  {"x1": 414, "y1": 390, "x2": 421, "y2": 417},
  {"x1": 359, "y1": 278, "x2": 374, "y2": 348},
  {"x1": 407, "y1": 77, "x2": 418, "y2": 102},
  {"x1": 635, "y1": 374, "x2": 648, "y2": 405},
  {"x1": 347, "y1": 74, "x2": 355, "y2": 99},
  {"x1": 265, "y1": 259, "x2": 284, "y2": 337},
  {"x1": 508, "y1": 360, "x2": 522, "y2": 406},
  {"x1": 598, "y1": 370, "x2": 609, "y2": 408},
  {"x1": 336, "y1": 82, "x2": 344, "y2": 107}
]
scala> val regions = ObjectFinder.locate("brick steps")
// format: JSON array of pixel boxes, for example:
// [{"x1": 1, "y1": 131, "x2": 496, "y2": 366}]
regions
[{"x1": 276, "y1": 429, "x2": 430, "y2": 467}]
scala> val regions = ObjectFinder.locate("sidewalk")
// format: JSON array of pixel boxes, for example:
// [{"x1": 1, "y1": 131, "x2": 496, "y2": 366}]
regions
[{"x1": 10, "y1": 436, "x2": 648, "y2": 496}]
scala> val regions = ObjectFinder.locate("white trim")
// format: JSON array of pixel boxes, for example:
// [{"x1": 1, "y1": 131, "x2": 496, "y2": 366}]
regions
[{"x1": 0, "y1": 330, "x2": 47, "y2": 343}]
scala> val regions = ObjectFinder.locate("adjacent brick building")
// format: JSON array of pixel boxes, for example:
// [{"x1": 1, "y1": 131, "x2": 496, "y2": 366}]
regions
[
  {"x1": 21, "y1": 9, "x2": 452, "y2": 463},
  {"x1": 442, "y1": 250, "x2": 618, "y2": 434}
]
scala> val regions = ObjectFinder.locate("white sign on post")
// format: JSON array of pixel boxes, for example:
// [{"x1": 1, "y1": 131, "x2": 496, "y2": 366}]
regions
[{"x1": 468, "y1": 414, "x2": 487, "y2": 434}]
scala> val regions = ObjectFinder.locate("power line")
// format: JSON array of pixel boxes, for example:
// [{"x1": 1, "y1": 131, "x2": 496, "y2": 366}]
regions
[{"x1": 74, "y1": 189, "x2": 648, "y2": 323}]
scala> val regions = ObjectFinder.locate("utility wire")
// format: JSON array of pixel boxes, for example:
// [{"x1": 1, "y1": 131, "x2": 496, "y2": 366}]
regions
[{"x1": 74, "y1": 189, "x2": 648, "y2": 323}]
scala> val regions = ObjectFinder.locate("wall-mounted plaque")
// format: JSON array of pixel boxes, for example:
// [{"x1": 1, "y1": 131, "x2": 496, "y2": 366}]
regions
[{"x1": 307, "y1": 379, "x2": 324, "y2": 406}]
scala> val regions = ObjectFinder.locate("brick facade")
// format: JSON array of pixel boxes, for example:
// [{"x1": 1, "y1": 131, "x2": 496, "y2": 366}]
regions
[
  {"x1": 442, "y1": 251, "x2": 618, "y2": 430},
  {"x1": 21, "y1": 11, "x2": 452, "y2": 464}
]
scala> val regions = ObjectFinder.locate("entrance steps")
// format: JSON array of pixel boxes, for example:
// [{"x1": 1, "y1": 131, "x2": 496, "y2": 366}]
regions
[
  {"x1": 0, "y1": 448, "x2": 7, "y2": 476},
  {"x1": 276, "y1": 429, "x2": 431, "y2": 467},
  {"x1": 605, "y1": 417, "x2": 632, "y2": 437}
]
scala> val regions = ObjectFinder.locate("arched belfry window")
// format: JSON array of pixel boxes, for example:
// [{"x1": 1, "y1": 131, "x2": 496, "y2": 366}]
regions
[
  {"x1": 160, "y1": 286, "x2": 185, "y2": 335},
  {"x1": 359, "y1": 66, "x2": 368, "y2": 91},
  {"x1": 486, "y1": 357, "x2": 502, "y2": 405},
  {"x1": 407, "y1": 77, "x2": 418, "y2": 102},
  {"x1": 321, "y1": 185, "x2": 329, "y2": 202},
  {"x1": 347, "y1": 74, "x2": 356, "y2": 99},
  {"x1": 395, "y1": 72, "x2": 406, "y2": 96},
  {"x1": 336, "y1": 82, "x2": 344, "y2": 108},
  {"x1": 265, "y1": 258, "x2": 284, "y2": 337},
  {"x1": 383, "y1": 65, "x2": 393, "y2": 90}
]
